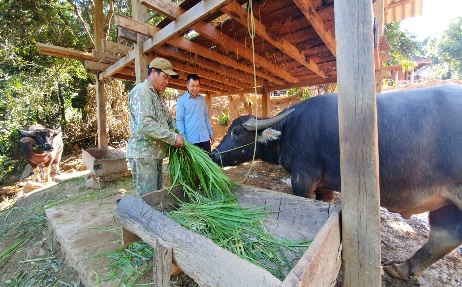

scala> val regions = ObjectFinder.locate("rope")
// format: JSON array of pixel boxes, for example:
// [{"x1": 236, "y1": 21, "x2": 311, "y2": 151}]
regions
[{"x1": 233, "y1": 0, "x2": 260, "y2": 183}]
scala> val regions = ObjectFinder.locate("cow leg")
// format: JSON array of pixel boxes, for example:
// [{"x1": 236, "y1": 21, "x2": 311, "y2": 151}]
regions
[
  {"x1": 32, "y1": 166, "x2": 41, "y2": 182},
  {"x1": 383, "y1": 204, "x2": 462, "y2": 280}
]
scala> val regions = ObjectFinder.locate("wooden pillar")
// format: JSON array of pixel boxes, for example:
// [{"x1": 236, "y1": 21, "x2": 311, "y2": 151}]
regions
[
  {"x1": 94, "y1": 0, "x2": 108, "y2": 149},
  {"x1": 154, "y1": 240, "x2": 173, "y2": 287},
  {"x1": 335, "y1": 1, "x2": 381, "y2": 286},
  {"x1": 132, "y1": 0, "x2": 149, "y2": 83},
  {"x1": 261, "y1": 85, "x2": 270, "y2": 118},
  {"x1": 373, "y1": 0, "x2": 385, "y2": 93},
  {"x1": 205, "y1": 93, "x2": 212, "y2": 123}
]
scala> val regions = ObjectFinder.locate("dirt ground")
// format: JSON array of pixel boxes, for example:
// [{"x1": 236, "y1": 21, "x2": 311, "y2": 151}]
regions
[{"x1": 1, "y1": 80, "x2": 462, "y2": 286}]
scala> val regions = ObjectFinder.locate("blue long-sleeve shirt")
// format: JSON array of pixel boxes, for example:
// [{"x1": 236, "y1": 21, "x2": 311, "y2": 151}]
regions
[{"x1": 176, "y1": 92, "x2": 213, "y2": 143}]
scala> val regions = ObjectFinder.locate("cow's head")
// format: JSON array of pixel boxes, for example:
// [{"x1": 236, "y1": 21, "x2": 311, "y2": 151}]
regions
[
  {"x1": 19, "y1": 125, "x2": 61, "y2": 153},
  {"x1": 210, "y1": 108, "x2": 294, "y2": 166}
]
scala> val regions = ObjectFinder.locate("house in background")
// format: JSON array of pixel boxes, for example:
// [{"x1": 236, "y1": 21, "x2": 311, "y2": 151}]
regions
[{"x1": 383, "y1": 56, "x2": 433, "y2": 85}]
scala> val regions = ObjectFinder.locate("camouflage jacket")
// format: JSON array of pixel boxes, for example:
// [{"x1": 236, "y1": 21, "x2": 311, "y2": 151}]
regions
[{"x1": 126, "y1": 79, "x2": 177, "y2": 159}]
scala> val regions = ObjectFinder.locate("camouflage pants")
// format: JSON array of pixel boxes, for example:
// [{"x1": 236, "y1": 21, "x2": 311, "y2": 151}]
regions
[{"x1": 128, "y1": 158, "x2": 163, "y2": 196}]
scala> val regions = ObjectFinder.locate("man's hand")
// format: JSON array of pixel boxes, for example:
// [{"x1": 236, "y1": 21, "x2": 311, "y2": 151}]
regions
[
  {"x1": 210, "y1": 135, "x2": 215, "y2": 144},
  {"x1": 174, "y1": 134, "x2": 184, "y2": 147}
]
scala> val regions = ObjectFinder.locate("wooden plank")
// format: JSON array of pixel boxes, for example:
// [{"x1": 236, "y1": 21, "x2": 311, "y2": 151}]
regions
[
  {"x1": 222, "y1": 1, "x2": 327, "y2": 78},
  {"x1": 118, "y1": 26, "x2": 137, "y2": 42},
  {"x1": 115, "y1": 195, "x2": 282, "y2": 287},
  {"x1": 143, "y1": 0, "x2": 234, "y2": 53},
  {"x1": 122, "y1": 227, "x2": 141, "y2": 247},
  {"x1": 143, "y1": 0, "x2": 298, "y2": 84},
  {"x1": 115, "y1": 13, "x2": 158, "y2": 36},
  {"x1": 154, "y1": 240, "x2": 173, "y2": 287},
  {"x1": 37, "y1": 43, "x2": 105, "y2": 62},
  {"x1": 293, "y1": 0, "x2": 336, "y2": 57},
  {"x1": 102, "y1": 40, "x2": 132, "y2": 55},
  {"x1": 280, "y1": 206, "x2": 341, "y2": 287},
  {"x1": 335, "y1": 0, "x2": 381, "y2": 286},
  {"x1": 99, "y1": 50, "x2": 136, "y2": 80}
]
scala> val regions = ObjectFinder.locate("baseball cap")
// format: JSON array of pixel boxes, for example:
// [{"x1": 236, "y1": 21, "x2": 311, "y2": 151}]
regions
[{"x1": 148, "y1": 58, "x2": 179, "y2": 79}]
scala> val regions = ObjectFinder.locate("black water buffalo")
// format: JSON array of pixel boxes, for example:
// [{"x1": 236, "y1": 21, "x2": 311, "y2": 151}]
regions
[
  {"x1": 210, "y1": 84, "x2": 462, "y2": 280},
  {"x1": 20, "y1": 124, "x2": 63, "y2": 183}
]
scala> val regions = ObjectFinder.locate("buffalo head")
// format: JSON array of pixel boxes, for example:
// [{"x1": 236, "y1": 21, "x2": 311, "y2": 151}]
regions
[
  {"x1": 19, "y1": 125, "x2": 61, "y2": 153},
  {"x1": 210, "y1": 108, "x2": 294, "y2": 166}
]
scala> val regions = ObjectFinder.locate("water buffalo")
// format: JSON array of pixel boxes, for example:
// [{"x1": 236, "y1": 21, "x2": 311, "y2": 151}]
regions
[
  {"x1": 20, "y1": 124, "x2": 63, "y2": 182},
  {"x1": 210, "y1": 84, "x2": 462, "y2": 280}
]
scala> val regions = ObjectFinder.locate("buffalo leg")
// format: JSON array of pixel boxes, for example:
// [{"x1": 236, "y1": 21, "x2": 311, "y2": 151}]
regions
[
  {"x1": 43, "y1": 165, "x2": 52, "y2": 182},
  {"x1": 32, "y1": 166, "x2": 41, "y2": 182},
  {"x1": 383, "y1": 204, "x2": 462, "y2": 280},
  {"x1": 291, "y1": 170, "x2": 320, "y2": 198}
]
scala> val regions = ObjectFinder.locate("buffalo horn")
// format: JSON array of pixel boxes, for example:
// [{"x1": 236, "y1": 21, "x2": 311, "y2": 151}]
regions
[
  {"x1": 242, "y1": 108, "x2": 295, "y2": 131},
  {"x1": 19, "y1": 129, "x2": 36, "y2": 137}
]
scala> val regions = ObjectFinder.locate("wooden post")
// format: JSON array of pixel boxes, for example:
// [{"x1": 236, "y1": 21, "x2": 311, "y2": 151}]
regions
[
  {"x1": 154, "y1": 239, "x2": 173, "y2": 287},
  {"x1": 374, "y1": 0, "x2": 385, "y2": 92},
  {"x1": 205, "y1": 93, "x2": 212, "y2": 123},
  {"x1": 261, "y1": 85, "x2": 270, "y2": 118},
  {"x1": 94, "y1": 0, "x2": 108, "y2": 149},
  {"x1": 132, "y1": 0, "x2": 149, "y2": 83},
  {"x1": 335, "y1": 1, "x2": 381, "y2": 286}
]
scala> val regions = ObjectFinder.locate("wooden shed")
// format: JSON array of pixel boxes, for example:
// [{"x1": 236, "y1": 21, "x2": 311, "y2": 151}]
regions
[{"x1": 36, "y1": 0, "x2": 424, "y2": 286}]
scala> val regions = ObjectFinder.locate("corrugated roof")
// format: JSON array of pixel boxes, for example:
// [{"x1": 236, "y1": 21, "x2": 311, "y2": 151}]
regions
[{"x1": 385, "y1": 0, "x2": 423, "y2": 23}]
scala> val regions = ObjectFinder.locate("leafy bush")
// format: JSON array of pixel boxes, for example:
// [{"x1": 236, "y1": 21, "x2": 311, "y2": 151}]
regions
[{"x1": 218, "y1": 109, "x2": 230, "y2": 126}]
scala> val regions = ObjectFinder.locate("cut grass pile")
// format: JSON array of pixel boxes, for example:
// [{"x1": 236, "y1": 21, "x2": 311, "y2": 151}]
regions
[{"x1": 166, "y1": 142, "x2": 311, "y2": 280}]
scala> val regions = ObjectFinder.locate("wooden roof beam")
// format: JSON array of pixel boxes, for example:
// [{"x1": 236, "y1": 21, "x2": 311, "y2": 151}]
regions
[
  {"x1": 167, "y1": 37, "x2": 284, "y2": 85},
  {"x1": 141, "y1": 0, "x2": 299, "y2": 84},
  {"x1": 98, "y1": 50, "x2": 136, "y2": 80},
  {"x1": 37, "y1": 43, "x2": 111, "y2": 63},
  {"x1": 157, "y1": 45, "x2": 257, "y2": 87},
  {"x1": 166, "y1": 58, "x2": 245, "y2": 90},
  {"x1": 114, "y1": 14, "x2": 282, "y2": 85},
  {"x1": 293, "y1": 0, "x2": 336, "y2": 57},
  {"x1": 142, "y1": 0, "x2": 235, "y2": 54},
  {"x1": 102, "y1": 40, "x2": 132, "y2": 55},
  {"x1": 221, "y1": 1, "x2": 327, "y2": 78},
  {"x1": 169, "y1": 59, "x2": 238, "y2": 90}
]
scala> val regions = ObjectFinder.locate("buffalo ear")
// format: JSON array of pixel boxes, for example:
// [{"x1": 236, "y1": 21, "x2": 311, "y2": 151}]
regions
[
  {"x1": 19, "y1": 129, "x2": 36, "y2": 137},
  {"x1": 257, "y1": 128, "x2": 282, "y2": 144}
]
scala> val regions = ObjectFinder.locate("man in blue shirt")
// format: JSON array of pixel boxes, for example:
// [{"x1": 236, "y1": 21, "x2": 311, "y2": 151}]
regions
[{"x1": 176, "y1": 74, "x2": 214, "y2": 152}]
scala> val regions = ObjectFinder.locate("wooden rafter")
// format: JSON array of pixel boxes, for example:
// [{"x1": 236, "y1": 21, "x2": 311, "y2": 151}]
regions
[
  {"x1": 221, "y1": 1, "x2": 327, "y2": 78},
  {"x1": 142, "y1": 0, "x2": 234, "y2": 53},
  {"x1": 157, "y1": 45, "x2": 257, "y2": 87},
  {"x1": 37, "y1": 43, "x2": 112, "y2": 63},
  {"x1": 98, "y1": 50, "x2": 136, "y2": 80},
  {"x1": 293, "y1": 0, "x2": 336, "y2": 57},
  {"x1": 114, "y1": 13, "x2": 283, "y2": 85},
  {"x1": 141, "y1": 0, "x2": 299, "y2": 84},
  {"x1": 102, "y1": 40, "x2": 132, "y2": 55}
]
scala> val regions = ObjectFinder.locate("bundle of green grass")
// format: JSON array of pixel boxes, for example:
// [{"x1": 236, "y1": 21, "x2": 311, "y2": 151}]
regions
[{"x1": 167, "y1": 142, "x2": 310, "y2": 280}]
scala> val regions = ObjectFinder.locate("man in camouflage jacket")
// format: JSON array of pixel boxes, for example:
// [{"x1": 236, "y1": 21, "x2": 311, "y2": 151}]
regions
[{"x1": 127, "y1": 58, "x2": 184, "y2": 196}]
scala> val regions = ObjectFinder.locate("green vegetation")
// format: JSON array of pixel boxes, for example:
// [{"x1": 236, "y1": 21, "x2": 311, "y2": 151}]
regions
[{"x1": 218, "y1": 108, "x2": 231, "y2": 126}]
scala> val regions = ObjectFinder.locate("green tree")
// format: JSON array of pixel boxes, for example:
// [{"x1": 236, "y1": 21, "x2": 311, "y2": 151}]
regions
[
  {"x1": 437, "y1": 17, "x2": 462, "y2": 77},
  {"x1": 384, "y1": 22, "x2": 421, "y2": 71}
]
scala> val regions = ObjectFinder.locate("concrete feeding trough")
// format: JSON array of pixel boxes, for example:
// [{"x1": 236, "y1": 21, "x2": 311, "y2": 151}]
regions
[
  {"x1": 116, "y1": 184, "x2": 342, "y2": 287},
  {"x1": 81, "y1": 147, "x2": 129, "y2": 189}
]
